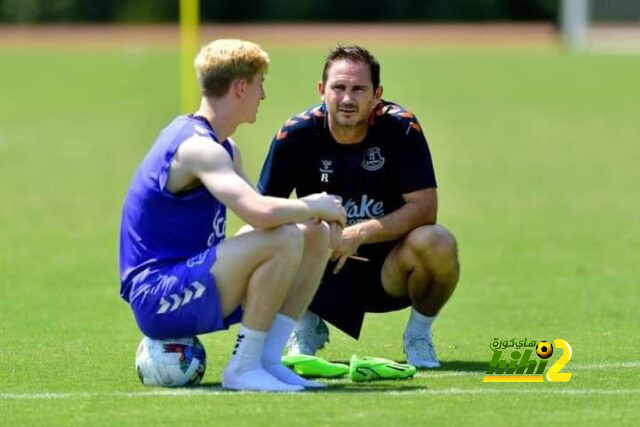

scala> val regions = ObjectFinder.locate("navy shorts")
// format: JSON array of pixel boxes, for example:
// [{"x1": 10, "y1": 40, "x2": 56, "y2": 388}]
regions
[
  {"x1": 309, "y1": 241, "x2": 411, "y2": 339},
  {"x1": 128, "y1": 246, "x2": 242, "y2": 339}
]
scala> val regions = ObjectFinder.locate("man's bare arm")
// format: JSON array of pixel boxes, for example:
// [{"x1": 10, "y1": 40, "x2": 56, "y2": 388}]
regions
[
  {"x1": 353, "y1": 188, "x2": 437, "y2": 245},
  {"x1": 329, "y1": 188, "x2": 437, "y2": 273},
  {"x1": 175, "y1": 137, "x2": 345, "y2": 229}
]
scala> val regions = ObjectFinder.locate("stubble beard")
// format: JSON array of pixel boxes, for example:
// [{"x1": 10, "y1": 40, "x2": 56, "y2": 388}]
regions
[{"x1": 332, "y1": 109, "x2": 368, "y2": 130}]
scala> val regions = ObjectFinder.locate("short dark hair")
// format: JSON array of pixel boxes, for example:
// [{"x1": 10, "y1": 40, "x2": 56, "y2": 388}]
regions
[{"x1": 322, "y1": 45, "x2": 380, "y2": 90}]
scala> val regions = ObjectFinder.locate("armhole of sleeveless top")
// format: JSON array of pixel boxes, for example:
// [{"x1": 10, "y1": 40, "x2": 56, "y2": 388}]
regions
[
  {"x1": 157, "y1": 134, "x2": 209, "y2": 201},
  {"x1": 222, "y1": 138, "x2": 234, "y2": 161},
  {"x1": 157, "y1": 142, "x2": 176, "y2": 193}
]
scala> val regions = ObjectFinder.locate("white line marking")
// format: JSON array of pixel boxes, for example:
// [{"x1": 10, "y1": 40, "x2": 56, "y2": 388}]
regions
[
  {"x1": 0, "y1": 390, "x2": 300, "y2": 399},
  {"x1": 416, "y1": 371, "x2": 478, "y2": 379},
  {"x1": 571, "y1": 361, "x2": 640, "y2": 370},
  {"x1": 1, "y1": 388, "x2": 639, "y2": 400},
  {"x1": 2, "y1": 361, "x2": 638, "y2": 400},
  {"x1": 415, "y1": 360, "x2": 640, "y2": 378},
  {"x1": 384, "y1": 388, "x2": 640, "y2": 396}
]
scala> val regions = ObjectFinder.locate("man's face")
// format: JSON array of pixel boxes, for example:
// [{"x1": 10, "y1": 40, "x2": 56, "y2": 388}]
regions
[
  {"x1": 242, "y1": 72, "x2": 266, "y2": 123},
  {"x1": 319, "y1": 60, "x2": 381, "y2": 129}
]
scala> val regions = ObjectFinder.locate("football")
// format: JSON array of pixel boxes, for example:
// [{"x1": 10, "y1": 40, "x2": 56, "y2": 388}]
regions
[
  {"x1": 535, "y1": 341, "x2": 554, "y2": 359},
  {"x1": 135, "y1": 336, "x2": 207, "y2": 387}
]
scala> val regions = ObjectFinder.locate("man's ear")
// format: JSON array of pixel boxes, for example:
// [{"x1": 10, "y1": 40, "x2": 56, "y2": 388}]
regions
[
  {"x1": 374, "y1": 85, "x2": 383, "y2": 102},
  {"x1": 317, "y1": 80, "x2": 325, "y2": 101},
  {"x1": 232, "y1": 78, "x2": 247, "y2": 98}
]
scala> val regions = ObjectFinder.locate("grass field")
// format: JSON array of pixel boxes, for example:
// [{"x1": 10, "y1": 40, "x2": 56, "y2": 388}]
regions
[{"x1": 1, "y1": 36, "x2": 639, "y2": 426}]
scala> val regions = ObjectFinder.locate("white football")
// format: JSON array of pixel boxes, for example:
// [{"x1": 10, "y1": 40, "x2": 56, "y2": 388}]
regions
[{"x1": 135, "y1": 336, "x2": 207, "y2": 387}]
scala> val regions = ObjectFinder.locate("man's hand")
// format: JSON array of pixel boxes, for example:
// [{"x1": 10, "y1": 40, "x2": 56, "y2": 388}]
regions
[
  {"x1": 301, "y1": 192, "x2": 346, "y2": 227},
  {"x1": 331, "y1": 225, "x2": 365, "y2": 274},
  {"x1": 328, "y1": 222, "x2": 343, "y2": 250}
]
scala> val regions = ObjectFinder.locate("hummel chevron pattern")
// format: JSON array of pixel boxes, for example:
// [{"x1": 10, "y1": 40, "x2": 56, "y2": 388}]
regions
[
  {"x1": 157, "y1": 281, "x2": 206, "y2": 314},
  {"x1": 182, "y1": 288, "x2": 193, "y2": 305}
]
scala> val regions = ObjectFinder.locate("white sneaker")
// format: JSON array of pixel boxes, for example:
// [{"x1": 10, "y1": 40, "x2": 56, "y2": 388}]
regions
[
  {"x1": 286, "y1": 312, "x2": 329, "y2": 356},
  {"x1": 403, "y1": 333, "x2": 440, "y2": 368}
]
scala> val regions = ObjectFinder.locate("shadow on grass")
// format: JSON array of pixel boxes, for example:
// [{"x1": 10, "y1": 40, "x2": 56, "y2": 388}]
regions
[
  {"x1": 431, "y1": 360, "x2": 487, "y2": 373},
  {"x1": 188, "y1": 360, "x2": 487, "y2": 393},
  {"x1": 309, "y1": 383, "x2": 428, "y2": 393},
  {"x1": 194, "y1": 381, "x2": 428, "y2": 393}
]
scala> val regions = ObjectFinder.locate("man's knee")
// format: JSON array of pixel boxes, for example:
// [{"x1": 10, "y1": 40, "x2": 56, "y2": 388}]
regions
[
  {"x1": 267, "y1": 224, "x2": 305, "y2": 261},
  {"x1": 406, "y1": 225, "x2": 458, "y2": 265},
  {"x1": 300, "y1": 221, "x2": 330, "y2": 250}
]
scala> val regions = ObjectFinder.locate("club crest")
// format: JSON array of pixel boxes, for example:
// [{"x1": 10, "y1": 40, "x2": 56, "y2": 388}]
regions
[{"x1": 361, "y1": 147, "x2": 385, "y2": 171}]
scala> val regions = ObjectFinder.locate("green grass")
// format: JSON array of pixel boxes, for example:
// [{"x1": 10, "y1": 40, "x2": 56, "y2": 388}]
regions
[{"x1": 1, "y1": 45, "x2": 639, "y2": 426}]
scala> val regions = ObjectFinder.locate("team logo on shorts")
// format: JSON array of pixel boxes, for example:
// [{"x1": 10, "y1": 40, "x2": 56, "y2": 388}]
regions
[{"x1": 361, "y1": 147, "x2": 385, "y2": 171}]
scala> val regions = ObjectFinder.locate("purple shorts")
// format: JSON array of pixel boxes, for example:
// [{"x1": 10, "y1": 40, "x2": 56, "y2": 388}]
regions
[{"x1": 128, "y1": 246, "x2": 242, "y2": 339}]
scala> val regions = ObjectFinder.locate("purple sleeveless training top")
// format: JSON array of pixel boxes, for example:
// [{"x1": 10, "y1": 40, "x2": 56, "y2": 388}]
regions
[{"x1": 119, "y1": 115, "x2": 231, "y2": 302}]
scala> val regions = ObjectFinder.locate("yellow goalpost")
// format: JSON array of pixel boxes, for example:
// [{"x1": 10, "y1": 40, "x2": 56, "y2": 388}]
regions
[{"x1": 179, "y1": 0, "x2": 200, "y2": 113}]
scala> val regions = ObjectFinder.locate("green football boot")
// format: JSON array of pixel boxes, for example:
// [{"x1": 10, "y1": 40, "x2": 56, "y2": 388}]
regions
[
  {"x1": 281, "y1": 354, "x2": 349, "y2": 378},
  {"x1": 349, "y1": 355, "x2": 417, "y2": 382}
]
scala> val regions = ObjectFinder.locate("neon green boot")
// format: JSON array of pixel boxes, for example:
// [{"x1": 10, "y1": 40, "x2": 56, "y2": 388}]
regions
[
  {"x1": 349, "y1": 355, "x2": 417, "y2": 382},
  {"x1": 281, "y1": 354, "x2": 349, "y2": 378}
]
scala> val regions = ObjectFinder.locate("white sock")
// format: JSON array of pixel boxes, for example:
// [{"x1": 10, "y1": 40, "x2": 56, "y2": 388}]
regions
[
  {"x1": 226, "y1": 325, "x2": 266, "y2": 372},
  {"x1": 262, "y1": 314, "x2": 296, "y2": 366},
  {"x1": 223, "y1": 324, "x2": 303, "y2": 392},
  {"x1": 405, "y1": 308, "x2": 436, "y2": 337},
  {"x1": 262, "y1": 314, "x2": 326, "y2": 389}
]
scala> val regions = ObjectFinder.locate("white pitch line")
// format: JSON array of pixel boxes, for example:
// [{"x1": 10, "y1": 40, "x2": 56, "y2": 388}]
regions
[
  {"x1": 416, "y1": 371, "x2": 480, "y2": 379},
  {"x1": 0, "y1": 390, "x2": 223, "y2": 400},
  {"x1": 384, "y1": 388, "x2": 640, "y2": 396},
  {"x1": 570, "y1": 361, "x2": 640, "y2": 370},
  {"x1": 2, "y1": 388, "x2": 640, "y2": 400},
  {"x1": 2, "y1": 361, "x2": 638, "y2": 401},
  {"x1": 416, "y1": 360, "x2": 640, "y2": 379}
]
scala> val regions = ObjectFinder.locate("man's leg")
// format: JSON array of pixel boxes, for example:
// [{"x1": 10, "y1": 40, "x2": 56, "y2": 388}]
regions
[
  {"x1": 227, "y1": 221, "x2": 330, "y2": 321},
  {"x1": 283, "y1": 221, "x2": 339, "y2": 357},
  {"x1": 278, "y1": 221, "x2": 331, "y2": 319},
  {"x1": 380, "y1": 224, "x2": 460, "y2": 367},
  {"x1": 260, "y1": 221, "x2": 331, "y2": 387},
  {"x1": 211, "y1": 224, "x2": 305, "y2": 391}
]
